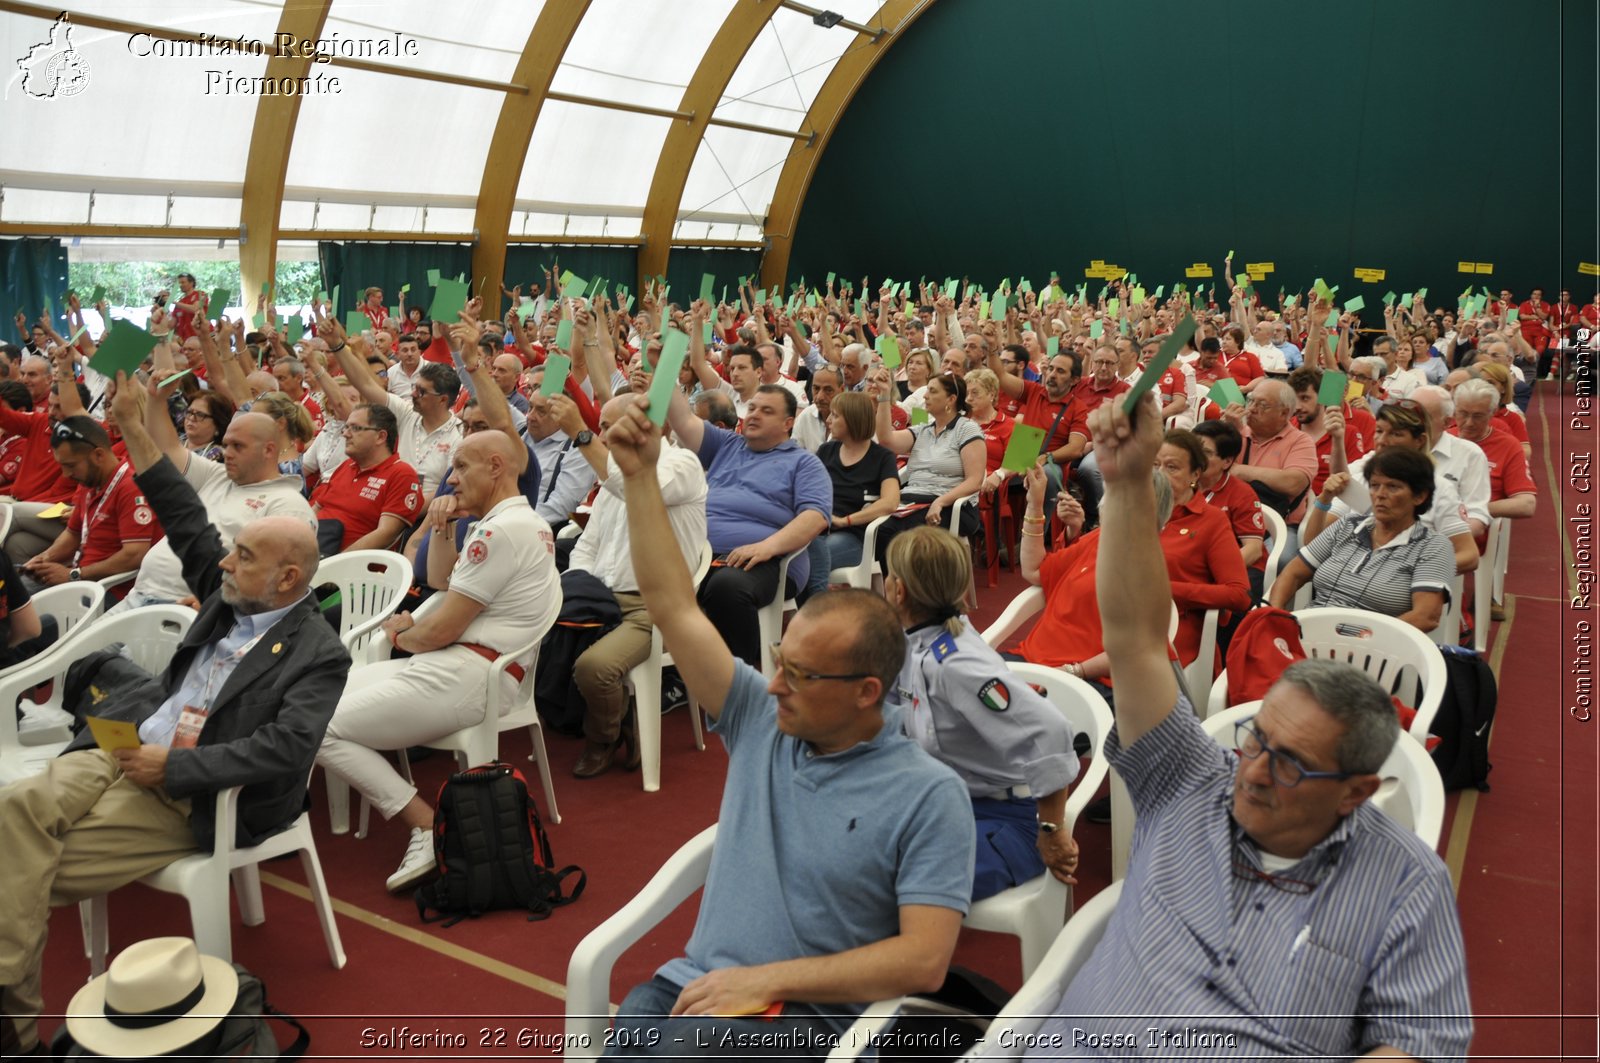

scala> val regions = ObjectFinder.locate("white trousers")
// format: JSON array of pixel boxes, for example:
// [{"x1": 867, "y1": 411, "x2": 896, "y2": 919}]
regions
[{"x1": 315, "y1": 646, "x2": 502, "y2": 819}]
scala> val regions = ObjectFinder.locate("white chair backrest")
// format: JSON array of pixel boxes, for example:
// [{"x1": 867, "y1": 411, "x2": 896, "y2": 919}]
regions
[
  {"x1": 972, "y1": 881, "x2": 1123, "y2": 1055},
  {"x1": 1005, "y1": 663, "x2": 1114, "y2": 823},
  {"x1": 1201, "y1": 703, "x2": 1444, "y2": 849},
  {"x1": 1261, "y1": 505, "x2": 1289, "y2": 582},
  {"x1": 312, "y1": 550, "x2": 413, "y2": 663},
  {"x1": 980, "y1": 586, "x2": 1044, "y2": 649},
  {"x1": 1292, "y1": 606, "x2": 1446, "y2": 740},
  {"x1": 31, "y1": 582, "x2": 107, "y2": 638},
  {"x1": 75, "y1": 605, "x2": 196, "y2": 677}
]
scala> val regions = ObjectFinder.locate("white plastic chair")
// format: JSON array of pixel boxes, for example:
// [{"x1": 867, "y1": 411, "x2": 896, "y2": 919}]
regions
[
  {"x1": 82, "y1": 781, "x2": 346, "y2": 975},
  {"x1": 95, "y1": 570, "x2": 136, "y2": 595},
  {"x1": 341, "y1": 592, "x2": 561, "y2": 836},
  {"x1": 0, "y1": 581, "x2": 107, "y2": 686},
  {"x1": 312, "y1": 549, "x2": 413, "y2": 666},
  {"x1": 1469, "y1": 519, "x2": 1506, "y2": 653},
  {"x1": 1203, "y1": 704, "x2": 1445, "y2": 849},
  {"x1": 959, "y1": 882, "x2": 1123, "y2": 1059},
  {"x1": 565, "y1": 825, "x2": 718, "y2": 1060},
  {"x1": 0, "y1": 589, "x2": 166, "y2": 786},
  {"x1": 1261, "y1": 505, "x2": 1289, "y2": 584},
  {"x1": 625, "y1": 543, "x2": 713, "y2": 792},
  {"x1": 1490, "y1": 516, "x2": 1511, "y2": 605},
  {"x1": 963, "y1": 663, "x2": 1112, "y2": 978},
  {"x1": 827, "y1": 514, "x2": 889, "y2": 590},
  {"x1": 1207, "y1": 606, "x2": 1447, "y2": 742},
  {"x1": 1179, "y1": 608, "x2": 1222, "y2": 714}
]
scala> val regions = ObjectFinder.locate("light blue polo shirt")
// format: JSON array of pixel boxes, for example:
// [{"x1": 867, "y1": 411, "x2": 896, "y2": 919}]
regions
[
  {"x1": 657, "y1": 661, "x2": 974, "y2": 1028},
  {"x1": 697, "y1": 425, "x2": 832, "y2": 589}
]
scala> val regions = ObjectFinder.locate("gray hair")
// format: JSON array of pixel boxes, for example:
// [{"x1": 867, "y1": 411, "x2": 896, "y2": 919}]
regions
[
  {"x1": 1453, "y1": 378, "x2": 1501, "y2": 410},
  {"x1": 840, "y1": 342, "x2": 868, "y2": 367},
  {"x1": 693, "y1": 388, "x2": 738, "y2": 430},
  {"x1": 1256, "y1": 379, "x2": 1295, "y2": 409},
  {"x1": 1350, "y1": 355, "x2": 1388, "y2": 380},
  {"x1": 1413, "y1": 383, "x2": 1453, "y2": 420},
  {"x1": 1272, "y1": 658, "x2": 1399, "y2": 774}
]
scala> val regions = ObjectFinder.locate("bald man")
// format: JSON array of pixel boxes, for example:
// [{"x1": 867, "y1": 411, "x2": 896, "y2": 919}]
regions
[
  {"x1": 0, "y1": 374, "x2": 351, "y2": 1056},
  {"x1": 106, "y1": 385, "x2": 314, "y2": 615},
  {"x1": 318, "y1": 429, "x2": 562, "y2": 892}
]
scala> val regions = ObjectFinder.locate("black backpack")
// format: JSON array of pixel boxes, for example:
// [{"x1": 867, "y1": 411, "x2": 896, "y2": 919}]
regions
[
  {"x1": 51, "y1": 961, "x2": 309, "y2": 1059},
  {"x1": 1430, "y1": 645, "x2": 1497, "y2": 791},
  {"x1": 415, "y1": 762, "x2": 585, "y2": 926}
]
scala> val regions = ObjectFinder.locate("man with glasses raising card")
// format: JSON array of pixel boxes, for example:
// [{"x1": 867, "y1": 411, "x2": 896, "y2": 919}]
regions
[
  {"x1": 600, "y1": 391, "x2": 974, "y2": 1059},
  {"x1": 1023, "y1": 390, "x2": 1470, "y2": 1061}
]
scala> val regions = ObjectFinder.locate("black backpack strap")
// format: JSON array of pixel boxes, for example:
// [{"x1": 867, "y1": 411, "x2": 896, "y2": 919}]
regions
[
  {"x1": 266, "y1": 1003, "x2": 312, "y2": 1059},
  {"x1": 526, "y1": 865, "x2": 587, "y2": 921}
]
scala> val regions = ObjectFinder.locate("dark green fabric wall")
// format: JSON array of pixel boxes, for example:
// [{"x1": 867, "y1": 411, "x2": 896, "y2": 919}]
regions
[
  {"x1": 2, "y1": 238, "x2": 71, "y2": 337},
  {"x1": 790, "y1": 0, "x2": 1596, "y2": 299}
]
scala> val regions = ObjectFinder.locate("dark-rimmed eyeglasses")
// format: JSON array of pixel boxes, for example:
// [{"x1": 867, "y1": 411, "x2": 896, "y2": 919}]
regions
[
  {"x1": 1230, "y1": 836, "x2": 1320, "y2": 894},
  {"x1": 343, "y1": 423, "x2": 381, "y2": 435},
  {"x1": 183, "y1": 409, "x2": 213, "y2": 422},
  {"x1": 769, "y1": 642, "x2": 869, "y2": 689},
  {"x1": 1234, "y1": 718, "x2": 1353, "y2": 788}
]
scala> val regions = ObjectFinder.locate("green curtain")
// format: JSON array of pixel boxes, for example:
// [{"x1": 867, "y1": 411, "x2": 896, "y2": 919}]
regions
[
  {"x1": 663, "y1": 249, "x2": 764, "y2": 310},
  {"x1": 503, "y1": 245, "x2": 638, "y2": 311},
  {"x1": 1, "y1": 238, "x2": 70, "y2": 339},
  {"x1": 318, "y1": 242, "x2": 474, "y2": 324}
]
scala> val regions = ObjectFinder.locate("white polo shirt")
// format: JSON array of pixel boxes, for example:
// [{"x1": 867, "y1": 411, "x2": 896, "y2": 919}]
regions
[
  {"x1": 383, "y1": 393, "x2": 463, "y2": 500},
  {"x1": 568, "y1": 446, "x2": 707, "y2": 595},
  {"x1": 387, "y1": 362, "x2": 422, "y2": 400},
  {"x1": 131, "y1": 455, "x2": 315, "y2": 603},
  {"x1": 449, "y1": 495, "x2": 561, "y2": 656},
  {"x1": 790, "y1": 406, "x2": 827, "y2": 453}
]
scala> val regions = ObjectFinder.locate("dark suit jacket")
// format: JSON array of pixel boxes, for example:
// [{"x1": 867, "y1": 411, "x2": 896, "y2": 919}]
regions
[{"x1": 66, "y1": 456, "x2": 351, "y2": 849}]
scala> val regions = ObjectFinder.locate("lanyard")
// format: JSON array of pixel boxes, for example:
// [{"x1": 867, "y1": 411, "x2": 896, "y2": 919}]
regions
[
  {"x1": 71, "y1": 463, "x2": 129, "y2": 569},
  {"x1": 196, "y1": 628, "x2": 268, "y2": 710}
]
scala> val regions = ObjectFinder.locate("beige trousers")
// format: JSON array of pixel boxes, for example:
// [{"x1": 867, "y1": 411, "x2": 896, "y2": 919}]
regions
[{"x1": 0, "y1": 750, "x2": 196, "y2": 1053}]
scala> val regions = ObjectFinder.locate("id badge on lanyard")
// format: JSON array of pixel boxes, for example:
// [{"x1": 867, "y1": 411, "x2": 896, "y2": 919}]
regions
[
  {"x1": 71, "y1": 464, "x2": 129, "y2": 570},
  {"x1": 171, "y1": 631, "x2": 266, "y2": 749}
]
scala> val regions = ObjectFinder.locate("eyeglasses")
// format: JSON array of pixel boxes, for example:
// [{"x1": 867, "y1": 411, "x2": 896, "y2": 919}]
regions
[
  {"x1": 1230, "y1": 836, "x2": 1321, "y2": 895},
  {"x1": 343, "y1": 423, "x2": 381, "y2": 435},
  {"x1": 412, "y1": 388, "x2": 439, "y2": 398},
  {"x1": 1381, "y1": 399, "x2": 1423, "y2": 414},
  {"x1": 183, "y1": 409, "x2": 213, "y2": 422},
  {"x1": 1234, "y1": 718, "x2": 1352, "y2": 788},
  {"x1": 769, "y1": 643, "x2": 870, "y2": 689}
]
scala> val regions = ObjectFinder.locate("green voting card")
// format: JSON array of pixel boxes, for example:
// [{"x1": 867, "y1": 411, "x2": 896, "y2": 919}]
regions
[
  {"x1": 1001, "y1": 423, "x2": 1046, "y2": 474},
  {"x1": 698, "y1": 273, "x2": 716, "y2": 305},
  {"x1": 988, "y1": 296, "x2": 1007, "y2": 322},
  {"x1": 252, "y1": 312, "x2": 267, "y2": 328},
  {"x1": 284, "y1": 318, "x2": 304, "y2": 344},
  {"x1": 702, "y1": 321, "x2": 714, "y2": 344},
  {"x1": 427, "y1": 269, "x2": 441, "y2": 286},
  {"x1": 1506, "y1": 308, "x2": 1520, "y2": 323},
  {"x1": 89, "y1": 321, "x2": 160, "y2": 378},
  {"x1": 1383, "y1": 291, "x2": 1397, "y2": 306},
  {"x1": 1317, "y1": 370, "x2": 1348, "y2": 406},
  {"x1": 944, "y1": 278, "x2": 960, "y2": 300},
  {"x1": 877, "y1": 333, "x2": 902, "y2": 368},
  {"x1": 1343, "y1": 295, "x2": 1366, "y2": 313},
  {"x1": 160, "y1": 368, "x2": 194, "y2": 389},
  {"x1": 541, "y1": 354, "x2": 571, "y2": 397},
  {"x1": 429, "y1": 279, "x2": 470, "y2": 325},
  {"x1": 1313, "y1": 278, "x2": 1333, "y2": 303},
  {"x1": 554, "y1": 318, "x2": 573, "y2": 350},
  {"x1": 345, "y1": 311, "x2": 369, "y2": 335},
  {"x1": 910, "y1": 406, "x2": 930, "y2": 425},
  {"x1": 1400, "y1": 293, "x2": 1413, "y2": 309},
  {"x1": 1208, "y1": 377, "x2": 1246, "y2": 409},
  {"x1": 90, "y1": 285, "x2": 105, "y2": 306},
  {"x1": 1325, "y1": 310, "x2": 1340, "y2": 329},
  {"x1": 1046, "y1": 336, "x2": 1060, "y2": 357},
  {"x1": 208, "y1": 288, "x2": 229, "y2": 320},
  {"x1": 1415, "y1": 288, "x2": 1427, "y2": 301},
  {"x1": 1089, "y1": 320, "x2": 1103, "y2": 340},
  {"x1": 400, "y1": 283, "x2": 411, "y2": 294},
  {"x1": 561, "y1": 275, "x2": 588, "y2": 301},
  {"x1": 1123, "y1": 314, "x2": 1196, "y2": 415},
  {"x1": 648, "y1": 331, "x2": 690, "y2": 426}
]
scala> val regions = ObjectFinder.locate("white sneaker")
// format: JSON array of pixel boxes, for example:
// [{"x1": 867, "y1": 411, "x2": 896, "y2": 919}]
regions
[{"x1": 386, "y1": 827, "x2": 437, "y2": 893}]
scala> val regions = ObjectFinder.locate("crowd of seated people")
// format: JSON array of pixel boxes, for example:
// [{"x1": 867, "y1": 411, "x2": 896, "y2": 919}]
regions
[{"x1": 1, "y1": 260, "x2": 1583, "y2": 1059}]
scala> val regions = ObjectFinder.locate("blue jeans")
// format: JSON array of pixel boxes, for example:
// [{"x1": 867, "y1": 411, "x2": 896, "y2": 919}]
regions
[
  {"x1": 805, "y1": 532, "x2": 866, "y2": 597},
  {"x1": 607, "y1": 974, "x2": 842, "y2": 1059}
]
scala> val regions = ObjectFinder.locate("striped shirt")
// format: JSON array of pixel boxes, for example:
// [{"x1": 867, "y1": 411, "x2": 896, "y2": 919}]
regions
[
  {"x1": 1302, "y1": 515, "x2": 1456, "y2": 618},
  {"x1": 1029, "y1": 703, "x2": 1471, "y2": 1060}
]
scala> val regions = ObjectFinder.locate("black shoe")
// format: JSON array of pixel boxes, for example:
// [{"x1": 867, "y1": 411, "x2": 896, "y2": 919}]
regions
[
  {"x1": 660, "y1": 671, "x2": 688, "y2": 715},
  {"x1": 1084, "y1": 795, "x2": 1113, "y2": 824}
]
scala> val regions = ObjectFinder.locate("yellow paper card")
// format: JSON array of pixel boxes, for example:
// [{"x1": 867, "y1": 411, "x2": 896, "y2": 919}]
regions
[
  {"x1": 86, "y1": 715, "x2": 141, "y2": 752},
  {"x1": 36, "y1": 501, "x2": 70, "y2": 520},
  {"x1": 1346, "y1": 380, "x2": 1365, "y2": 401}
]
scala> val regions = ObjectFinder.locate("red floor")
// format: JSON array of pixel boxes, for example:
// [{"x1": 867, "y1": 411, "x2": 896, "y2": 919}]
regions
[{"x1": 35, "y1": 379, "x2": 1600, "y2": 1059}]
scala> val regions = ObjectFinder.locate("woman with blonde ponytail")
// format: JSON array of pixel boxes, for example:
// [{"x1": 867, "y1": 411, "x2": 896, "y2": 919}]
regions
[{"x1": 882, "y1": 526, "x2": 1080, "y2": 900}]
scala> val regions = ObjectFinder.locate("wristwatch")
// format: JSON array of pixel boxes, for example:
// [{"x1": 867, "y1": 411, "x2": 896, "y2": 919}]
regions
[
  {"x1": 574, "y1": 429, "x2": 595, "y2": 447},
  {"x1": 1037, "y1": 819, "x2": 1060, "y2": 835},
  {"x1": 69, "y1": 567, "x2": 81, "y2": 581}
]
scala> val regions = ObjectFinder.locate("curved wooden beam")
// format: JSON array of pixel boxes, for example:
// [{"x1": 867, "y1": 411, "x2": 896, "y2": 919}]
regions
[
  {"x1": 469, "y1": 0, "x2": 593, "y2": 311},
  {"x1": 635, "y1": 0, "x2": 783, "y2": 289},
  {"x1": 760, "y1": 0, "x2": 934, "y2": 288},
  {"x1": 238, "y1": 0, "x2": 334, "y2": 303}
]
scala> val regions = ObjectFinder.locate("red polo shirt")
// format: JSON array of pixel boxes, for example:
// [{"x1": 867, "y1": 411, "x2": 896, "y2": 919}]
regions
[
  {"x1": 1016, "y1": 379, "x2": 1087, "y2": 455},
  {"x1": 0, "y1": 433, "x2": 25, "y2": 487},
  {"x1": 1203, "y1": 471, "x2": 1269, "y2": 570},
  {"x1": 1220, "y1": 349, "x2": 1264, "y2": 388},
  {"x1": 310, "y1": 452, "x2": 424, "y2": 551},
  {"x1": 1160, "y1": 494, "x2": 1252, "y2": 665},
  {"x1": 1517, "y1": 300, "x2": 1552, "y2": 350},
  {"x1": 1070, "y1": 375, "x2": 1132, "y2": 413},
  {"x1": 1450, "y1": 424, "x2": 1535, "y2": 502},
  {"x1": 1493, "y1": 407, "x2": 1529, "y2": 445},
  {"x1": 1018, "y1": 530, "x2": 1103, "y2": 668},
  {"x1": 171, "y1": 290, "x2": 206, "y2": 342},
  {"x1": 1345, "y1": 402, "x2": 1376, "y2": 456},
  {"x1": 68, "y1": 463, "x2": 164, "y2": 575},
  {"x1": 1307, "y1": 421, "x2": 1369, "y2": 496},
  {"x1": 975, "y1": 411, "x2": 1014, "y2": 474},
  {"x1": 0, "y1": 407, "x2": 76, "y2": 503}
]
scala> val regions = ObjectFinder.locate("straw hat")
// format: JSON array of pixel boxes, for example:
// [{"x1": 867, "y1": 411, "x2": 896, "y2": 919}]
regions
[{"x1": 66, "y1": 938, "x2": 239, "y2": 1057}]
